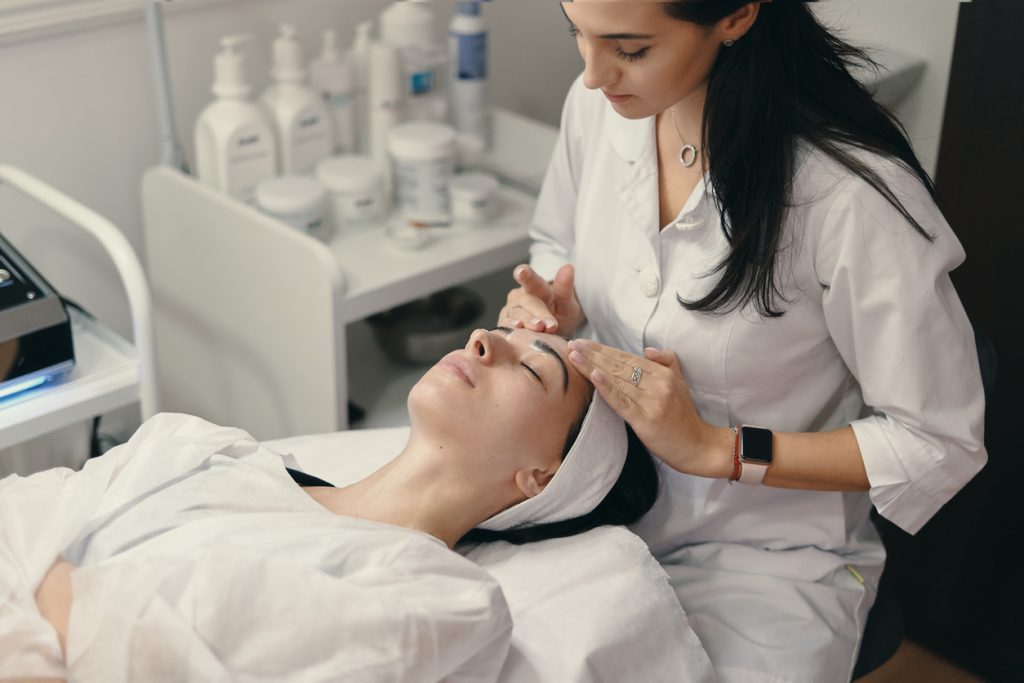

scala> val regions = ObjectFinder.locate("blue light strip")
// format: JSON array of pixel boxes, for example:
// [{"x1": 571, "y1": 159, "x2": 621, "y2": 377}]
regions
[{"x1": 0, "y1": 375, "x2": 48, "y2": 401}]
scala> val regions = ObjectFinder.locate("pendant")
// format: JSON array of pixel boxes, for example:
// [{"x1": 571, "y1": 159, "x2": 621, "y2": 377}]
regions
[{"x1": 679, "y1": 144, "x2": 698, "y2": 168}]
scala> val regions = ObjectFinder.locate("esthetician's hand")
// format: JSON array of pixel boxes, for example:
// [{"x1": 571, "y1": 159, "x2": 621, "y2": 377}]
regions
[
  {"x1": 499, "y1": 263, "x2": 586, "y2": 337},
  {"x1": 566, "y1": 339, "x2": 733, "y2": 479}
]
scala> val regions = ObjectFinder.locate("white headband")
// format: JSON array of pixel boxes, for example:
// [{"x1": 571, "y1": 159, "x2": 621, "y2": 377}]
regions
[{"x1": 478, "y1": 393, "x2": 628, "y2": 531}]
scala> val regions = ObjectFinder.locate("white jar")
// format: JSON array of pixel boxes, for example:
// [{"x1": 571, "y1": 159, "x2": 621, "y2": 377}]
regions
[
  {"x1": 316, "y1": 155, "x2": 386, "y2": 232},
  {"x1": 255, "y1": 176, "x2": 330, "y2": 241},
  {"x1": 388, "y1": 121, "x2": 456, "y2": 221},
  {"x1": 450, "y1": 171, "x2": 499, "y2": 225}
]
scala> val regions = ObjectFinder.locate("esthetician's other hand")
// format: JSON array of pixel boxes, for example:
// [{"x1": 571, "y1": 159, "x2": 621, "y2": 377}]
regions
[
  {"x1": 499, "y1": 263, "x2": 586, "y2": 337},
  {"x1": 567, "y1": 339, "x2": 733, "y2": 479}
]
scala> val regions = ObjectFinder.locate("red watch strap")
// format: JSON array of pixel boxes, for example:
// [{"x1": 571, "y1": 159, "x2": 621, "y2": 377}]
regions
[{"x1": 730, "y1": 427, "x2": 742, "y2": 482}]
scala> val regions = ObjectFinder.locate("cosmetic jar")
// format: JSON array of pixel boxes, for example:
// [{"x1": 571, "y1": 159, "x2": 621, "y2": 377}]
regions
[
  {"x1": 388, "y1": 121, "x2": 456, "y2": 222},
  {"x1": 450, "y1": 171, "x2": 499, "y2": 225},
  {"x1": 316, "y1": 155, "x2": 386, "y2": 232},
  {"x1": 255, "y1": 176, "x2": 330, "y2": 241}
]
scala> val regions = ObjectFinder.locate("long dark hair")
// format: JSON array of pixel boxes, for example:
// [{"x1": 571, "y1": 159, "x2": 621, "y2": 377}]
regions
[
  {"x1": 458, "y1": 422, "x2": 659, "y2": 546},
  {"x1": 669, "y1": 0, "x2": 936, "y2": 318}
]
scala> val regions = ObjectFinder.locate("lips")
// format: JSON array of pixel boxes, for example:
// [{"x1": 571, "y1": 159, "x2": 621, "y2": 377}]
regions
[
  {"x1": 438, "y1": 353, "x2": 475, "y2": 387},
  {"x1": 603, "y1": 92, "x2": 633, "y2": 103}
]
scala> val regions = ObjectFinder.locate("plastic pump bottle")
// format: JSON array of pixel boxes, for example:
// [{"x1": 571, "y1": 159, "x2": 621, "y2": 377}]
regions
[
  {"x1": 261, "y1": 24, "x2": 333, "y2": 175},
  {"x1": 194, "y1": 35, "x2": 278, "y2": 204},
  {"x1": 349, "y1": 21, "x2": 373, "y2": 155},
  {"x1": 310, "y1": 30, "x2": 356, "y2": 154},
  {"x1": 449, "y1": 1, "x2": 489, "y2": 144}
]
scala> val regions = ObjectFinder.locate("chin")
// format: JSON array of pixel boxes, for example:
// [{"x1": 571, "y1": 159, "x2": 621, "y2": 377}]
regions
[{"x1": 609, "y1": 100, "x2": 656, "y2": 120}]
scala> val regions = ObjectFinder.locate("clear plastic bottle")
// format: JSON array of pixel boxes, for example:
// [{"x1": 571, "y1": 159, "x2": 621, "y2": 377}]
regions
[
  {"x1": 310, "y1": 30, "x2": 356, "y2": 154},
  {"x1": 379, "y1": 1, "x2": 447, "y2": 121},
  {"x1": 260, "y1": 24, "x2": 333, "y2": 175},
  {"x1": 194, "y1": 35, "x2": 277, "y2": 204}
]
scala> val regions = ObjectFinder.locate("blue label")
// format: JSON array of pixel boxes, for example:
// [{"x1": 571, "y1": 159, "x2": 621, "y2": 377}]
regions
[
  {"x1": 410, "y1": 70, "x2": 434, "y2": 95},
  {"x1": 452, "y1": 31, "x2": 487, "y2": 80}
]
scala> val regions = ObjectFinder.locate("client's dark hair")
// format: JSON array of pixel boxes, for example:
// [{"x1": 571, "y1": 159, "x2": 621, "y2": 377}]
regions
[{"x1": 458, "y1": 407, "x2": 659, "y2": 546}]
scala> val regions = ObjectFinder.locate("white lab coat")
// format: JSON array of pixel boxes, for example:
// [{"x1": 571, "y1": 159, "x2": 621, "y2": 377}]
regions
[
  {"x1": 529, "y1": 74, "x2": 986, "y2": 681},
  {"x1": 0, "y1": 413, "x2": 511, "y2": 683}
]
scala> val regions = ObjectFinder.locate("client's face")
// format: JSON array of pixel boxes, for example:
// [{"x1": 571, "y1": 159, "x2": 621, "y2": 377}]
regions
[{"x1": 408, "y1": 327, "x2": 591, "y2": 476}]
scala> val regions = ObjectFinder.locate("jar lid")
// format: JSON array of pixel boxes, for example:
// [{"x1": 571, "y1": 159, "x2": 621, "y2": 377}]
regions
[
  {"x1": 450, "y1": 171, "x2": 499, "y2": 200},
  {"x1": 388, "y1": 121, "x2": 457, "y2": 161},
  {"x1": 316, "y1": 155, "x2": 382, "y2": 192},
  {"x1": 255, "y1": 176, "x2": 327, "y2": 216}
]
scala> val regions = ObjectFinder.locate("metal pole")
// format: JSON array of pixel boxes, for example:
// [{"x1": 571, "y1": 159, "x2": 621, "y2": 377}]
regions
[{"x1": 144, "y1": 0, "x2": 188, "y2": 172}]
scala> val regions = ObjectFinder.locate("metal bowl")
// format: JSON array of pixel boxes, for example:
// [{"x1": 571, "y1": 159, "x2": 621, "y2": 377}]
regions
[{"x1": 367, "y1": 287, "x2": 485, "y2": 366}]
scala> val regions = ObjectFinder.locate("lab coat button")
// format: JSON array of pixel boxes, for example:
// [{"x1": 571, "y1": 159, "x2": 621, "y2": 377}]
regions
[{"x1": 639, "y1": 268, "x2": 660, "y2": 297}]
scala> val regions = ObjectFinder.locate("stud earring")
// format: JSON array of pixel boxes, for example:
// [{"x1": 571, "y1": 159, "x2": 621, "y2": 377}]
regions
[{"x1": 723, "y1": 38, "x2": 736, "y2": 47}]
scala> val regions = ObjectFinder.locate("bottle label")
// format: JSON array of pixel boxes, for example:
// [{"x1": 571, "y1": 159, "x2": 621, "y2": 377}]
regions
[
  {"x1": 452, "y1": 31, "x2": 486, "y2": 81},
  {"x1": 227, "y1": 123, "x2": 275, "y2": 203},
  {"x1": 289, "y1": 105, "x2": 332, "y2": 175}
]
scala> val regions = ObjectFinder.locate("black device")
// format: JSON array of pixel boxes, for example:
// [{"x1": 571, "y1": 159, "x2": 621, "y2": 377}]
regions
[{"x1": 0, "y1": 232, "x2": 75, "y2": 401}]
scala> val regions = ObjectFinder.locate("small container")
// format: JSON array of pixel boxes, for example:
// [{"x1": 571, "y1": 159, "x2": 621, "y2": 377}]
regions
[
  {"x1": 388, "y1": 121, "x2": 456, "y2": 222},
  {"x1": 255, "y1": 176, "x2": 330, "y2": 240},
  {"x1": 386, "y1": 216, "x2": 434, "y2": 251},
  {"x1": 450, "y1": 171, "x2": 499, "y2": 225},
  {"x1": 316, "y1": 155, "x2": 386, "y2": 232}
]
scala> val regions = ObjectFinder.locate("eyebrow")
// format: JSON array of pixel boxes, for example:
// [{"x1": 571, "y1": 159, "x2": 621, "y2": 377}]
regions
[
  {"x1": 560, "y1": 5, "x2": 655, "y2": 41},
  {"x1": 493, "y1": 327, "x2": 570, "y2": 395}
]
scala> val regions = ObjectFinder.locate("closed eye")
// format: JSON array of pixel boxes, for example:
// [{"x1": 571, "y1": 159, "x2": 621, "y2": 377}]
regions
[{"x1": 522, "y1": 362, "x2": 543, "y2": 386}]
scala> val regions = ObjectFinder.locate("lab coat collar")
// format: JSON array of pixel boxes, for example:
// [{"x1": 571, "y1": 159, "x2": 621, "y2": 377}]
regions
[{"x1": 605, "y1": 102, "x2": 710, "y2": 232}]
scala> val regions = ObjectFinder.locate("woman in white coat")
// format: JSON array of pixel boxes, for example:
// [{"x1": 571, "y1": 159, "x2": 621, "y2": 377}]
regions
[{"x1": 500, "y1": 1, "x2": 987, "y2": 680}]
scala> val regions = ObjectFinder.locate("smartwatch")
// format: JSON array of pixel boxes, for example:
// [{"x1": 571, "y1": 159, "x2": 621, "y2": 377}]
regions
[{"x1": 738, "y1": 425, "x2": 773, "y2": 485}]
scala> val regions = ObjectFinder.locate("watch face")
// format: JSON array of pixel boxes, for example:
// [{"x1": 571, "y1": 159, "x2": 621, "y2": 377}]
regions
[{"x1": 740, "y1": 426, "x2": 773, "y2": 464}]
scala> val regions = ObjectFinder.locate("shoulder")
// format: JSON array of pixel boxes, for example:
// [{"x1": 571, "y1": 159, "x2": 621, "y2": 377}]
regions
[{"x1": 786, "y1": 140, "x2": 964, "y2": 279}]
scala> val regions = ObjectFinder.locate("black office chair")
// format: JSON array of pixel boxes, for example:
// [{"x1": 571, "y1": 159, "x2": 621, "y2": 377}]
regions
[{"x1": 851, "y1": 323, "x2": 997, "y2": 679}]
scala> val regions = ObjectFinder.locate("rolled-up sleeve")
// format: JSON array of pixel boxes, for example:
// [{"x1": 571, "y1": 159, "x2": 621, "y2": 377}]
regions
[
  {"x1": 815, "y1": 163, "x2": 987, "y2": 534},
  {"x1": 529, "y1": 74, "x2": 588, "y2": 281}
]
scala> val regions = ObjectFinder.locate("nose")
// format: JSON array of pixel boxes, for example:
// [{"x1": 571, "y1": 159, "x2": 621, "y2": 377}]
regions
[
  {"x1": 580, "y1": 40, "x2": 617, "y2": 91},
  {"x1": 467, "y1": 328, "x2": 508, "y2": 367}
]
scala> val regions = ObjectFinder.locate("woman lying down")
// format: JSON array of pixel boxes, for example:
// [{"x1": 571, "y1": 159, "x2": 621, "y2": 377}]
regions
[{"x1": 0, "y1": 328, "x2": 658, "y2": 682}]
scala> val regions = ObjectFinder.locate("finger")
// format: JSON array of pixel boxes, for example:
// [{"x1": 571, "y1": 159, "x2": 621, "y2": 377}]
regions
[
  {"x1": 504, "y1": 290, "x2": 556, "y2": 330},
  {"x1": 590, "y1": 368, "x2": 640, "y2": 419},
  {"x1": 569, "y1": 344, "x2": 638, "y2": 389},
  {"x1": 568, "y1": 339, "x2": 645, "y2": 379},
  {"x1": 551, "y1": 264, "x2": 576, "y2": 304},
  {"x1": 513, "y1": 265, "x2": 555, "y2": 302}
]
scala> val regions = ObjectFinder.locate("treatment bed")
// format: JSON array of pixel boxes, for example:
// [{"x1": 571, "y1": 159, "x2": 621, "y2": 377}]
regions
[{"x1": 266, "y1": 426, "x2": 715, "y2": 683}]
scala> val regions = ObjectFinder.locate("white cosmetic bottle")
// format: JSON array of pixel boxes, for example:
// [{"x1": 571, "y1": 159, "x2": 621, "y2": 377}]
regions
[
  {"x1": 368, "y1": 41, "x2": 403, "y2": 174},
  {"x1": 449, "y1": 1, "x2": 489, "y2": 144},
  {"x1": 349, "y1": 21, "x2": 373, "y2": 155},
  {"x1": 310, "y1": 30, "x2": 356, "y2": 155},
  {"x1": 261, "y1": 24, "x2": 333, "y2": 175},
  {"x1": 194, "y1": 35, "x2": 278, "y2": 204}
]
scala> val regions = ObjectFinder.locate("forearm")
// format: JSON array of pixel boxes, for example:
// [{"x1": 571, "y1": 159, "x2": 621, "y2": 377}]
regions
[
  {"x1": 34, "y1": 560, "x2": 74, "y2": 660},
  {"x1": 704, "y1": 425, "x2": 870, "y2": 491}
]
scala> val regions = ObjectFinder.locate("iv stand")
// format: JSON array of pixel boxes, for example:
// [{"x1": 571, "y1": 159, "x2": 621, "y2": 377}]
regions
[{"x1": 144, "y1": 0, "x2": 188, "y2": 172}]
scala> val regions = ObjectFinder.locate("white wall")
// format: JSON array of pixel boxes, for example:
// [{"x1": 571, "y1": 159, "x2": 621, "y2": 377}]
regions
[{"x1": 0, "y1": 0, "x2": 963, "y2": 470}]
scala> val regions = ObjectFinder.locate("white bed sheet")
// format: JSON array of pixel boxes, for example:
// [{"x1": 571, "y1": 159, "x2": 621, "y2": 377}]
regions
[{"x1": 266, "y1": 428, "x2": 715, "y2": 683}]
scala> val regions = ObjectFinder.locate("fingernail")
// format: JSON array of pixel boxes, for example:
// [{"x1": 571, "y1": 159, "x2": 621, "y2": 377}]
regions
[
  {"x1": 544, "y1": 318, "x2": 556, "y2": 330},
  {"x1": 591, "y1": 368, "x2": 607, "y2": 385},
  {"x1": 567, "y1": 340, "x2": 580, "y2": 351},
  {"x1": 530, "y1": 318, "x2": 542, "y2": 326},
  {"x1": 514, "y1": 265, "x2": 528, "y2": 280},
  {"x1": 512, "y1": 320, "x2": 524, "y2": 328},
  {"x1": 569, "y1": 350, "x2": 584, "y2": 364}
]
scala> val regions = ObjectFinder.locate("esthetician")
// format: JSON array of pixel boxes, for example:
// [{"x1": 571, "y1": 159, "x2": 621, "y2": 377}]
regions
[{"x1": 499, "y1": 1, "x2": 987, "y2": 680}]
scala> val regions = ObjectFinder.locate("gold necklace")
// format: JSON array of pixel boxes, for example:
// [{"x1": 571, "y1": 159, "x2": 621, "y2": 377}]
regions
[{"x1": 669, "y1": 106, "x2": 699, "y2": 168}]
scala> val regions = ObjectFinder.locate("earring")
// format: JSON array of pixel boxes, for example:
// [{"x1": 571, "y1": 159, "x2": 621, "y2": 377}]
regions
[{"x1": 723, "y1": 38, "x2": 736, "y2": 47}]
